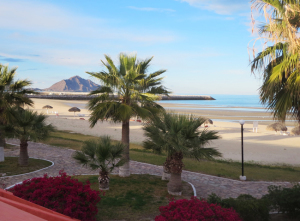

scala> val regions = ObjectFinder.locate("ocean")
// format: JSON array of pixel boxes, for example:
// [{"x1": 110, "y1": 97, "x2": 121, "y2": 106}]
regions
[
  {"x1": 158, "y1": 95, "x2": 265, "y2": 112},
  {"x1": 64, "y1": 95, "x2": 263, "y2": 111}
]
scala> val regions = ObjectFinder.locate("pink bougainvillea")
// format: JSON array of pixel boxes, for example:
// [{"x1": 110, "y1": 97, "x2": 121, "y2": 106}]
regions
[
  {"x1": 10, "y1": 170, "x2": 101, "y2": 221},
  {"x1": 155, "y1": 197, "x2": 242, "y2": 221}
]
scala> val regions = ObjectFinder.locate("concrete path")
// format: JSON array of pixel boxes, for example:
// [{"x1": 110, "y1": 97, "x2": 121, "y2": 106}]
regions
[{"x1": 1, "y1": 141, "x2": 293, "y2": 199}]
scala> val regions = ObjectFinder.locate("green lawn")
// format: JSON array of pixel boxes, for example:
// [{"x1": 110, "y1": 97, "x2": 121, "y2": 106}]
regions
[
  {"x1": 0, "y1": 157, "x2": 52, "y2": 176},
  {"x1": 39, "y1": 130, "x2": 300, "y2": 182},
  {"x1": 75, "y1": 174, "x2": 193, "y2": 221}
]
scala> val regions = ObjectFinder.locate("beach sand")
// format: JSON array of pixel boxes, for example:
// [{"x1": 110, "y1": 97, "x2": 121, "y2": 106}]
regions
[{"x1": 29, "y1": 98, "x2": 300, "y2": 166}]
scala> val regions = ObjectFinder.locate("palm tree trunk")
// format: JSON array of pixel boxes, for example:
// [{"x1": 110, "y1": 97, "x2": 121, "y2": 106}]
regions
[
  {"x1": 167, "y1": 152, "x2": 184, "y2": 195},
  {"x1": 98, "y1": 170, "x2": 110, "y2": 190},
  {"x1": 167, "y1": 173, "x2": 182, "y2": 195},
  {"x1": 119, "y1": 120, "x2": 130, "y2": 177},
  {"x1": 0, "y1": 112, "x2": 6, "y2": 162},
  {"x1": 162, "y1": 157, "x2": 171, "y2": 180},
  {"x1": 19, "y1": 140, "x2": 29, "y2": 166},
  {"x1": 0, "y1": 134, "x2": 4, "y2": 162}
]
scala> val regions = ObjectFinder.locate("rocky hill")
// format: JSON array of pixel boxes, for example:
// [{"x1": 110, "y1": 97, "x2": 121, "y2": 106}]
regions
[{"x1": 45, "y1": 76, "x2": 100, "y2": 92}]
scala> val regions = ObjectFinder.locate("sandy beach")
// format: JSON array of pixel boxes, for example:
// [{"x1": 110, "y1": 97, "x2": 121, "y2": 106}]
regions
[{"x1": 29, "y1": 98, "x2": 300, "y2": 166}]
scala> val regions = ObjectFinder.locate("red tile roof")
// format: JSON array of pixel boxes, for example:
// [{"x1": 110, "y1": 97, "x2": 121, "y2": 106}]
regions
[{"x1": 0, "y1": 188, "x2": 79, "y2": 221}]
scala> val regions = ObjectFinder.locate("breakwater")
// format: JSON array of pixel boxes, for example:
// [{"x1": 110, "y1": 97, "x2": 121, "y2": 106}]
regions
[{"x1": 27, "y1": 94, "x2": 215, "y2": 100}]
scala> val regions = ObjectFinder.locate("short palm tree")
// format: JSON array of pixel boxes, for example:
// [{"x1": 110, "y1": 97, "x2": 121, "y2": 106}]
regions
[
  {"x1": 86, "y1": 53, "x2": 170, "y2": 177},
  {"x1": 73, "y1": 136, "x2": 125, "y2": 190},
  {"x1": 4, "y1": 108, "x2": 55, "y2": 166},
  {"x1": 0, "y1": 64, "x2": 36, "y2": 162},
  {"x1": 143, "y1": 112, "x2": 221, "y2": 195}
]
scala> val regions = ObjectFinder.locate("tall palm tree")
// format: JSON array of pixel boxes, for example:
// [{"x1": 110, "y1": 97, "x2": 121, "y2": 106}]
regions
[
  {"x1": 4, "y1": 108, "x2": 55, "y2": 166},
  {"x1": 0, "y1": 64, "x2": 35, "y2": 162},
  {"x1": 143, "y1": 112, "x2": 221, "y2": 195},
  {"x1": 73, "y1": 136, "x2": 125, "y2": 190},
  {"x1": 86, "y1": 53, "x2": 170, "y2": 177},
  {"x1": 251, "y1": 0, "x2": 300, "y2": 124}
]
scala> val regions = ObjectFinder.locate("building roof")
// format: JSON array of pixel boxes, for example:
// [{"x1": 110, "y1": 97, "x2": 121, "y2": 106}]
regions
[{"x1": 0, "y1": 188, "x2": 79, "y2": 221}]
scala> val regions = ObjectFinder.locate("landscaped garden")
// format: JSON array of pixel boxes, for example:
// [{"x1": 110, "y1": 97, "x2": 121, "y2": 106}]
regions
[
  {"x1": 40, "y1": 129, "x2": 300, "y2": 182},
  {"x1": 76, "y1": 174, "x2": 193, "y2": 220},
  {"x1": 0, "y1": 157, "x2": 52, "y2": 176}
]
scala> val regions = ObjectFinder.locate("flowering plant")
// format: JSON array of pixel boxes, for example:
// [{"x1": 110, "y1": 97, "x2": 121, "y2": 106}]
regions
[
  {"x1": 155, "y1": 197, "x2": 241, "y2": 221},
  {"x1": 10, "y1": 170, "x2": 101, "y2": 221}
]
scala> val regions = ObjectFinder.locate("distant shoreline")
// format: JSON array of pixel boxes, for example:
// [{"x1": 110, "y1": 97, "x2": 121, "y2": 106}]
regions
[{"x1": 27, "y1": 94, "x2": 215, "y2": 101}]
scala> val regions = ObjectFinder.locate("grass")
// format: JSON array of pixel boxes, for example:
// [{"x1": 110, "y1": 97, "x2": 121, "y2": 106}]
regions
[
  {"x1": 39, "y1": 130, "x2": 300, "y2": 182},
  {"x1": 0, "y1": 157, "x2": 52, "y2": 176},
  {"x1": 4, "y1": 143, "x2": 19, "y2": 151},
  {"x1": 75, "y1": 174, "x2": 193, "y2": 221}
]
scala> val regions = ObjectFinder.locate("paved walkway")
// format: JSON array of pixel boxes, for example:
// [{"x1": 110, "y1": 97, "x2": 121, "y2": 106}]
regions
[{"x1": 1, "y1": 140, "x2": 294, "y2": 199}]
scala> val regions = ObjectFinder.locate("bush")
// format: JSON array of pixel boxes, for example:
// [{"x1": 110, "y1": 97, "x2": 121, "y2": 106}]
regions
[
  {"x1": 10, "y1": 170, "x2": 101, "y2": 221},
  {"x1": 264, "y1": 184, "x2": 300, "y2": 219},
  {"x1": 155, "y1": 197, "x2": 241, "y2": 221},
  {"x1": 207, "y1": 193, "x2": 270, "y2": 221}
]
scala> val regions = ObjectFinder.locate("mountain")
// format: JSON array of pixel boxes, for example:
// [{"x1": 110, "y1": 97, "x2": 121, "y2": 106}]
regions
[{"x1": 45, "y1": 76, "x2": 100, "y2": 92}]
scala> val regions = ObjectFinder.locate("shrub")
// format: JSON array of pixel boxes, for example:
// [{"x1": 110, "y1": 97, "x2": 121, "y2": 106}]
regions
[
  {"x1": 10, "y1": 170, "x2": 101, "y2": 221},
  {"x1": 263, "y1": 184, "x2": 300, "y2": 219},
  {"x1": 155, "y1": 197, "x2": 241, "y2": 221},
  {"x1": 207, "y1": 193, "x2": 270, "y2": 221}
]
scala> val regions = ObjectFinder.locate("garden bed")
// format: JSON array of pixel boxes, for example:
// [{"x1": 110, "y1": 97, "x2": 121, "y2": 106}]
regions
[
  {"x1": 75, "y1": 174, "x2": 193, "y2": 221},
  {"x1": 0, "y1": 157, "x2": 52, "y2": 176}
]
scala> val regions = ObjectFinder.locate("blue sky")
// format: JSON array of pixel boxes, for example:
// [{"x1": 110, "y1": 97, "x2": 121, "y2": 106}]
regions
[{"x1": 0, "y1": 0, "x2": 262, "y2": 95}]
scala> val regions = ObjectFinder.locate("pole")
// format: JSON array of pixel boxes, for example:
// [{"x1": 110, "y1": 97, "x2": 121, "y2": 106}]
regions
[{"x1": 241, "y1": 124, "x2": 244, "y2": 176}]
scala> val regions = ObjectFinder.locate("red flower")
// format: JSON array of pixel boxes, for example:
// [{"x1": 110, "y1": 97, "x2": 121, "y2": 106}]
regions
[
  {"x1": 155, "y1": 197, "x2": 242, "y2": 221},
  {"x1": 10, "y1": 171, "x2": 101, "y2": 221}
]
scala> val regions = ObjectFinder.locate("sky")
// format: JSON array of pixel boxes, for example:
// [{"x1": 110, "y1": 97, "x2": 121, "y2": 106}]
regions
[{"x1": 0, "y1": 0, "x2": 263, "y2": 95}]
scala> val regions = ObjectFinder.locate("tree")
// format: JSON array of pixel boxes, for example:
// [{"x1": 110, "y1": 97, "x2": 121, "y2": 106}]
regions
[
  {"x1": 73, "y1": 136, "x2": 125, "y2": 190},
  {"x1": 143, "y1": 112, "x2": 221, "y2": 195},
  {"x1": 0, "y1": 64, "x2": 35, "y2": 162},
  {"x1": 86, "y1": 53, "x2": 170, "y2": 177},
  {"x1": 4, "y1": 108, "x2": 55, "y2": 166},
  {"x1": 251, "y1": 0, "x2": 300, "y2": 124}
]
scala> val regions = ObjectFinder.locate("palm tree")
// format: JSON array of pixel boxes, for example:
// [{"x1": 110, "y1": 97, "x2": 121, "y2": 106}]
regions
[
  {"x1": 251, "y1": 1, "x2": 300, "y2": 124},
  {"x1": 0, "y1": 64, "x2": 36, "y2": 162},
  {"x1": 143, "y1": 112, "x2": 221, "y2": 195},
  {"x1": 73, "y1": 136, "x2": 125, "y2": 190},
  {"x1": 4, "y1": 108, "x2": 55, "y2": 166},
  {"x1": 86, "y1": 53, "x2": 170, "y2": 177}
]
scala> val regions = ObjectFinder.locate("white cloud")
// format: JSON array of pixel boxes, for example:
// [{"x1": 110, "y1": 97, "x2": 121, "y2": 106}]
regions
[
  {"x1": 178, "y1": 0, "x2": 250, "y2": 15},
  {"x1": 0, "y1": 0, "x2": 176, "y2": 43},
  {"x1": 0, "y1": 0, "x2": 178, "y2": 67},
  {"x1": 128, "y1": 6, "x2": 175, "y2": 13}
]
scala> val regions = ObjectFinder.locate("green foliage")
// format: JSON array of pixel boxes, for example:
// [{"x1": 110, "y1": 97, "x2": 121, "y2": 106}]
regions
[
  {"x1": 251, "y1": 1, "x2": 300, "y2": 123},
  {"x1": 73, "y1": 136, "x2": 125, "y2": 173},
  {"x1": 0, "y1": 64, "x2": 36, "y2": 113},
  {"x1": 207, "y1": 193, "x2": 270, "y2": 221},
  {"x1": 143, "y1": 112, "x2": 222, "y2": 160},
  {"x1": 264, "y1": 184, "x2": 300, "y2": 218},
  {"x1": 86, "y1": 53, "x2": 170, "y2": 126},
  {"x1": 3, "y1": 108, "x2": 55, "y2": 142},
  {"x1": 0, "y1": 64, "x2": 37, "y2": 148}
]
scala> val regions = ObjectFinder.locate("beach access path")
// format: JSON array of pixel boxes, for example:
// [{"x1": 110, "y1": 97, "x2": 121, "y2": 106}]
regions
[{"x1": 1, "y1": 140, "x2": 293, "y2": 199}]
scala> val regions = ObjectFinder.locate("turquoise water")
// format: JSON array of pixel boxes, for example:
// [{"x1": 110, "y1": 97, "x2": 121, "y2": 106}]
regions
[
  {"x1": 64, "y1": 95, "x2": 264, "y2": 112},
  {"x1": 158, "y1": 95, "x2": 262, "y2": 108}
]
